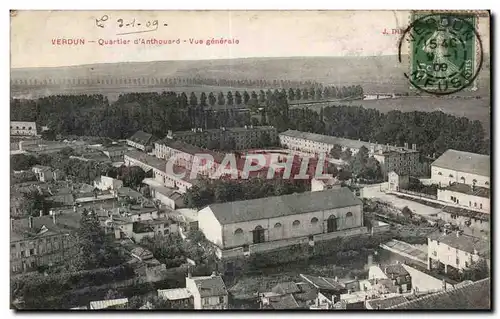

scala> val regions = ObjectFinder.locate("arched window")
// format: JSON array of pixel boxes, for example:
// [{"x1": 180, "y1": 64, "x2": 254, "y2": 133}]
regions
[
  {"x1": 473, "y1": 179, "x2": 477, "y2": 184},
  {"x1": 255, "y1": 225, "x2": 263, "y2": 230},
  {"x1": 234, "y1": 228, "x2": 243, "y2": 235},
  {"x1": 461, "y1": 176, "x2": 465, "y2": 181},
  {"x1": 274, "y1": 223, "x2": 282, "y2": 228},
  {"x1": 311, "y1": 217, "x2": 319, "y2": 224},
  {"x1": 485, "y1": 181, "x2": 489, "y2": 186},
  {"x1": 292, "y1": 220, "x2": 300, "y2": 227},
  {"x1": 449, "y1": 174, "x2": 453, "y2": 178},
  {"x1": 438, "y1": 172, "x2": 442, "y2": 175},
  {"x1": 346, "y1": 212, "x2": 353, "y2": 218}
]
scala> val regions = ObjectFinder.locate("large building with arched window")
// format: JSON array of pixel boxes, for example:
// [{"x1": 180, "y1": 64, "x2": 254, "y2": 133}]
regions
[{"x1": 197, "y1": 188, "x2": 366, "y2": 261}]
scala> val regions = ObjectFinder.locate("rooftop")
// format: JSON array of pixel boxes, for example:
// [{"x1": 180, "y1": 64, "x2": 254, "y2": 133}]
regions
[
  {"x1": 442, "y1": 183, "x2": 490, "y2": 198},
  {"x1": 300, "y1": 274, "x2": 346, "y2": 292},
  {"x1": 128, "y1": 130, "x2": 154, "y2": 145},
  {"x1": 387, "y1": 278, "x2": 491, "y2": 310},
  {"x1": 11, "y1": 212, "x2": 82, "y2": 242},
  {"x1": 440, "y1": 206, "x2": 489, "y2": 221},
  {"x1": 267, "y1": 294, "x2": 300, "y2": 309},
  {"x1": 190, "y1": 275, "x2": 228, "y2": 298},
  {"x1": 124, "y1": 150, "x2": 194, "y2": 182},
  {"x1": 158, "y1": 288, "x2": 192, "y2": 301},
  {"x1": 367, "y1": 296, "x2": 409, "y2": 309},
  {"x1": 280, "y1": 130, "x2": 418, "y2": 154},
  {"x1": 170, "y1": 126, "x2": 276, "y2": 137},
  {"x1": 207, "y1": 187, "x2": 362, "y2": 225},
  {"x1": 431, "y1": 149, "x2": 489, "y2": 177},
  {"x1": 272, "y1": 282, "x2": 301, "y2": 295},
  {"x1": 384, "y1": 264, "x2": 410, "y2": 278},
  {"x1": 428, "y1": 231, "x2": 490, "y2": 257},
  {"x1": 89, "y1": 298, "x2": 128, "y2": 310},
  {"x1": 155, "y1": 139, "x2": 226, "y2": 163}
]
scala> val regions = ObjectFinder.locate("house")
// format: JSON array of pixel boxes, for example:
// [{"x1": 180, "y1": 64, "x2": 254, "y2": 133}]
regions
[
  {"x1": 130, "y1": 218, "x2": 179, "y2": 242},
  {"x1": 157, "y1": 288, "x2": 193, "y2": 308},
  {"x1": 32, "y1": 165, "x2": 53, "y2": 182},
  {"x1": 381, "y1": 264, "x2": 412, "y2": 293},
  {"x1": 127, "y1": 130, "x2": 155, "y2": 152},
  {"x1": 279, "y1": 130, "x2": 420, "y2": 178},
  {"x1": 94, "y1": 175, "x2": 124, "y2": 191},
  {"x1": 427, "y1": 230, "x2": 490, "y2": 273},
  {"x1": 185, "y1": 273, "x2": 229, "y2": 309},
  {"x1": 102, "y1": 145, "x2": 130, "y2": 159},
  {"x1": 388, "y1": 171, "x2": 410, "y2": 192},
  {"x1": 197, "y1": 188, "x2": 366, "y2": 261},
  {"x1": 300, "y1": 274, "x2": 348, "y2": 306},
  {"x1": 365, "y1": 295, "x2": 410, "y2": 309},
  {"x1": 89, "y1": 298, "x2": 129, "y2": 310},
  {"x1": 142, "y1": 178, "x2": 185, "y2": 210},
  {"x1": 430, "y1": 149, "x2": 489, "y2": 188},
  {"x1": 437, "y1": 182, "x2": 489, "y2": 213},
  {"x1": 310, "y1": 177, "x2": 342, "y2": 192},
  {"x1": 10, "y1": 212, "x2": 81, "y2": 273},
  {"x1": 386, "y1": 278, "x2": 490, "y2": 310},
  {"x1": 260, "y1": 281, "x2": 318, "y2": 309},
  {"x1": 11, "y1": 121, "x2": 38, "y2": 136},
  {"x1": 436, "y1": 206, "x2": 489, "y2": 235}
]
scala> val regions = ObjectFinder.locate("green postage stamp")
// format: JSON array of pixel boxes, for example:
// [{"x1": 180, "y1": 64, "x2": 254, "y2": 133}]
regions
[{"x1": 399, "y1": 11, "x2": 484, "y2": 95}]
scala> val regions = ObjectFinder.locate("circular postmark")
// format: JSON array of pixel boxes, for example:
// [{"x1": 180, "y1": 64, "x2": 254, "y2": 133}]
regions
[{"x1": 398, "y1": 13, "x2": 483, "y2": 95}]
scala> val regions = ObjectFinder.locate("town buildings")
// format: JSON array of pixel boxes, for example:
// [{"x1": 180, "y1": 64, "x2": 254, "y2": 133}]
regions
[
  {"x1": 11, "y1": 121, "x2": 38, "y2": 136},
  {"x1": 427, "y1": 230, "x2": 490, "y2": 273},
  {"x1": 197, "y1": 188, "x2": 366, "y2": 261},
  {"x1": 157, "y1": 288, "x2": 193, "y2": 308},
  {"x1": 93, "y1": 175, "x2": 124, "y2": 191},
  {"x1": 279, "y1": 130, "x2": 420, "y2": 177},
  {"x1": 185, "y1": 273, "x2": 229, "y2": 309},
  {"x1": 166, "y1": 126, "x2": 278, "y2": 150},
  {"x1": 437, "y1": 183, "x2": 490, "y2": 213},
  {"x1": 10, "y1": 212, "x2": 81, "y2": 273},
  {"x1": 124, "y1": 150, "x2": 194, "y2": 193},
  {"x1": 89, "y1": 298, "x2": 129, "y2": 310},
  {"x1": 32, "y1": 165, "x2": 54, "y2": 182},
  {"x1": 102, "y1": 145, "x2": 130, "y2": 159},
  {"x1": 431, "y1": 149, "x2": 490, "y2": 188},
  {"x1": 127, "y1": 130, "x2": 155, "y2": 152}
]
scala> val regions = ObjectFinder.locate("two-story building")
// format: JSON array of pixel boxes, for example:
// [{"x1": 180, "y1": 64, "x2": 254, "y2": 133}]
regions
[
  {"x1": 10, "y1": 212, "x2": 81, "y2": 273},
  {"x1": 431, "y1": 149, "x2": 490, "y2": 188},
  {"x1": 185, "y1": 273, "x2": 229, "y2": 309},
  {"x1": 437, "y1": 182, "x2": 490, "y2": 213},
  {"x1": 197, "y1": 188, "x2": 366, "y2": 262},
  {"x1": 166, "y1": 126, "x2": 278, "y2": 150},
  {"x1": 427, "y1": 230, "x2": 490, "y2": 273},
  {"x1": 127, "y1": 130, "x2": 155, "y2": 152},
  {"x1": 93, "y1": 175, "x2": 124, "y2": 191},
  {"x1": 11, "y1": 121, "x2": 38, "y2": 137},
  {"x1": 279, "y1": 130, "x2": 420, "y2": 178},
  {"x1": 32, "y1": 165, "x2": 54, "y2": 182}
]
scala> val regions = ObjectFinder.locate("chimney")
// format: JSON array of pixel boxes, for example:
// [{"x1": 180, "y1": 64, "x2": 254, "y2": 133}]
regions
[
  {"x1": 28, "y1": 216, "x2": 33, "y2": 229},
  {"x1": 53, "y1": 213, "x2": 56, "y2": 225}
]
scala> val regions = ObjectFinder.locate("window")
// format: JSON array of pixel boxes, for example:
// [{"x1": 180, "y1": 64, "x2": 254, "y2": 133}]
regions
[
  {"x1": 30, "y1": 248, "x2": 35, "y2": 256},
  {"x1": 449, "y1": 174, "x2": 453, "y2": 178},
  {"x1": 474, "y1": 202, "x2": 477, "y2": 207},
  {"x1": 274, "y1": 223, "x2": 282, "y2": 228},
  {"x1": 480, "y1": 203, "x2": 483, "y2": 209},
  {"x1": 311, "y1": 217, "x2": 319, "y2": 224},
  {"x1": 469, "y1": 201, "x2": 471, "y2": 207},
  {"x1": 21, "y1": 251, "x2": 25, "y2": 258},
  {"x1": 203, "y1": 298, "x2": 209, "y2": 305},
  {"x1": 346, "y1": 212, "x2": 353, "y2": 218},
  {"x1": 456, "y1": 258, "x2": 460, "y2": 265},
  {"x1": 234, "y1": 228, "x2": 243, "y2": 235},
  {"x1": 485, "y1": 181, "x2": 489, "y2": 186},
  {"x1": 438, "y1": 172, "x2": 442, "y2": 175},
  {"x1": 292, "y1": 220, "x2": 300, "y2": 227},
  {"x1": 219, "y1": 296, "x2": 225, "y2": 304},
  {"x1": 164, "y1": 229, "x2": 170, "y2": 235}
]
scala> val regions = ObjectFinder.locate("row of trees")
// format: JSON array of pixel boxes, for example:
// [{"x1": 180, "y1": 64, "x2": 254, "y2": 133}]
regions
[
  {"x1": 184, "y1": 177, "x2": 309, "y2": 209},
  {"x1": 11, "y1": 89, "x2": 489, "y2": 157},
  {"x1": 12, "y1": 77, "x2": 322, "y2": 90}
]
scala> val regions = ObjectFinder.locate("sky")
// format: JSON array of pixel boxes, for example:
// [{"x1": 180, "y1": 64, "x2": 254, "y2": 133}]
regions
[{"x1": 10, "y1": 10, "x2": 490, "y2": 68}]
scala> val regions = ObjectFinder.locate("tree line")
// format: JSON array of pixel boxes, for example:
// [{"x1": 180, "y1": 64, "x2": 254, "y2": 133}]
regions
[{"x1": 11, "y1": 87, "x2": 489, "y2": 158}]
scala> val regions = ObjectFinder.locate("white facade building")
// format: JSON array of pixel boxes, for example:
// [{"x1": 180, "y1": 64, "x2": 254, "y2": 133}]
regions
[{"x1": 431, "y1": 149, "x2": 490, "y2": 188}]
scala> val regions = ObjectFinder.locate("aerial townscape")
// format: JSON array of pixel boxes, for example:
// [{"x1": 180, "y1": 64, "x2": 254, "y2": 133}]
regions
[{"x1": 10, "y1": 10, "x2": 491, "y2": 311}]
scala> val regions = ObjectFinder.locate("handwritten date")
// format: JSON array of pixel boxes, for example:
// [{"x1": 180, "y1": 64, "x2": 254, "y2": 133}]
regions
[{"x1": 95, "y1": 15, "x2": 168, "y2": 35}]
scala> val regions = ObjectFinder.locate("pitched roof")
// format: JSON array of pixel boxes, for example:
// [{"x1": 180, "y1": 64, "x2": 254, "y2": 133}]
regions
[
  {"x1": 428, "y1": 231, "x2": 490, "y2": 257},
  {"x1": 11, "y1": 213, "x2": 82, "y2": 242},
  {"x1": 208, "y1": 187, "x2": 362, "y2": 225},
  {"x1": 158, "y1": 288, "x2": 192, "y2": 301},
  {"x1": 128, "y1": 130, "x2": 154, "y2": 145},
  {"x1": 272, "y1": 282, "x2": 301, "y2": 295},
  {"x1": 367, "y1": 296, "x2": 409, "y2": 309},
  {"x1": 300, "y1": 274, "x2": 346, "y2": 291},
  {"x1": 387, "y1": 278, "x2": 491, "y2": 310},
  {"x1": 192, "y1": 275, "x2": 228, "y2": 297},
  {"x1": 155, "y1": 139, "x2": 226, "y2": 163},
  {"x1": 431, "y1": 149, "x2": 489, "y2": 177},
  {"x1": 384, "y1": 264, "x2": 409, "y2": 277},
  {"x1": 89, "y1": 298, "x2": 129, "y2": 310},
  {"x1": 268, "y1": 294, "x2": 300, "y2": 309}
]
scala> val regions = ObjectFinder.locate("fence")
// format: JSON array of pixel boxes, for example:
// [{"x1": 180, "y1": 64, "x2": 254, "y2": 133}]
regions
[{"x1": 398, "y1": 189, "x2": 437, "y2": 200}]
